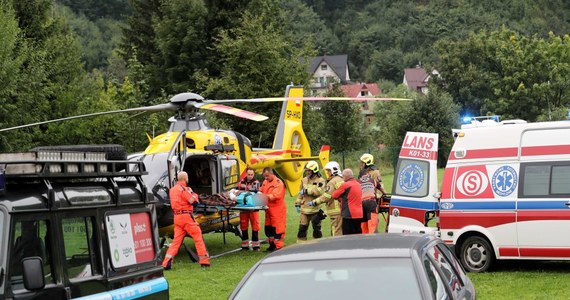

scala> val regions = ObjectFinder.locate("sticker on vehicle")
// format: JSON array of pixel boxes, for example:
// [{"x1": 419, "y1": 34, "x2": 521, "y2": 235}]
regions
[{"x1": 491, "y1": 165, "x2": 518, "y2": 197}]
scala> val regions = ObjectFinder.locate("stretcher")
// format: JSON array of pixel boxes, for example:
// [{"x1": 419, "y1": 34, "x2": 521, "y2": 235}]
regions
[
  {"x1": 379, "y1": 194, "x2": 391, "y2": 232},
  {"x1": 161, "y1": 192, "x2": 269, "y2": 262}
]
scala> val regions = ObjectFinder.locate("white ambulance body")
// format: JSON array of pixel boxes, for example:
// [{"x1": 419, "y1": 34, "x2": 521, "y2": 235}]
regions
[{"x1": 388, "y1": 121, "x2": 570, "y2": 272}]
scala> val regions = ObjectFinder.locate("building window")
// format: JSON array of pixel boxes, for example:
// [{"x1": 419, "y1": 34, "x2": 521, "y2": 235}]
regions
[
  {"x1": 321, "y1": 64, "x2": 327, "y2": 70},
  {"x1": 361, "y1": 91, "x2": 368, "y2": 96}
]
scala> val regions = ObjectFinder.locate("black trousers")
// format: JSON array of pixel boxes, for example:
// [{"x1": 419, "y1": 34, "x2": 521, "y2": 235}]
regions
[{"x1": 342, "y1": 218, "x2": 363, "y2": 235}]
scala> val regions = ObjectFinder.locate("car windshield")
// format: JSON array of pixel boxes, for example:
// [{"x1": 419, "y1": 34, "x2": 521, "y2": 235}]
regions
[{"x1": 232, "y1": 258, "x2": 422, "y2": 300}]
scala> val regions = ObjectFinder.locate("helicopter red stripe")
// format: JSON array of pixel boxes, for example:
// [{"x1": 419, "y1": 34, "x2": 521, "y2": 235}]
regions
[
  {"x1": 249, "y1": 150, "x2": 303, "y2": 164},
  {"x1": 200, "y1": 104, "x2": 267, "y2": 121}
]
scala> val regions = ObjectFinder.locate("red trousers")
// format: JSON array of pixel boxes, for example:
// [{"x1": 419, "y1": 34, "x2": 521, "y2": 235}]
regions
[
  {"x1": 162, "y1": 214, "x2": 209, "y2": 267},
  {"x1": 265, "y1": 206, "x2": 286, "y2": 249},
  {"x1": 240, "y1": 211, "x2": 260, "y2": 231}
]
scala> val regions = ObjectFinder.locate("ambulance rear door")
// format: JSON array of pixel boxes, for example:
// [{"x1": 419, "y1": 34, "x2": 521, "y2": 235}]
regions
[
  {"x1": 388, "y1": 131, "x2": 439, "y2": 234},
  {"x1": 517, "y1": 127, "x2": 570, "y2": 257}
]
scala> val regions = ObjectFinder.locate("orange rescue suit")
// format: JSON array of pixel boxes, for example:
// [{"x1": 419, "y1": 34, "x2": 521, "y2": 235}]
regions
[
  {"x1": 162, "y1": 181, "x2": 210, "y2": 268},
  {"x1": 260, "y1": 176, "x2": 286, "y2": 249}
]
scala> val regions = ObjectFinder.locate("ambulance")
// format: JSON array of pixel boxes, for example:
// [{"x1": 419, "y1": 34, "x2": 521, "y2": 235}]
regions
[{"x1": 388, "y1": 119, "x2": 570, "y2": 272}]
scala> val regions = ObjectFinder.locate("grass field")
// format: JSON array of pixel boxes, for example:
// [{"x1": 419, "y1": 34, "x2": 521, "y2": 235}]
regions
[{"x1": 162, "y1": 168, "x2": 570, "y2": 300}]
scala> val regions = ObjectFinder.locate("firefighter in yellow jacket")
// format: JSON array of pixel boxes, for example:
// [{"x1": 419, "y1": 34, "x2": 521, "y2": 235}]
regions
[
  {"x1": 307, "y1": 161, "x2": 343, "y2": 236},
  {"x1": 295, "y1": 161, "x2": 326, "y2": 242}
]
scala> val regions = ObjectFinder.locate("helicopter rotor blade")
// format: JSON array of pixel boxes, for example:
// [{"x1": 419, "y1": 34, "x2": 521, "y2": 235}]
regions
[
  {"x1": 0, "y1": 103, "x2": 176, "y2": 133},
  {"x1": 204, "y1": 96, "x2": 411, "y2": 104},
  {"x1": 197, "y1": 103, "x2": 268, "y2": 121}
]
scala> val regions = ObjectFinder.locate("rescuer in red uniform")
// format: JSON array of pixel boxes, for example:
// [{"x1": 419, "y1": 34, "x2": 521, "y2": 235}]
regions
[
  {"x1": 237, "y1": 167, "x2": 261, "y2": 251},
  {"x1": 162, "y1": 171, "x2": 210, "y2": 269},
  {"x1": 260, "y1": 167, "x2": 286, "y2": 251},
  {"x1": 331, "y1": 168, "x2": 363, "y2": 235}
]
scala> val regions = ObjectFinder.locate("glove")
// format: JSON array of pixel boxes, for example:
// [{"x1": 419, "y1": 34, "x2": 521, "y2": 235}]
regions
[
  {"x1": 307, "y1": 200, "x2": 316, "y2": 207},
  {"x1": 295, "y1": 206, "x2": 300, "y2": 213}
]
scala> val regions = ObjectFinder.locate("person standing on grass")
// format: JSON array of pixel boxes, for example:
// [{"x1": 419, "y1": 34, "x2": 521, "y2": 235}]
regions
[
  {"x1": 237, "y1": 167, "x2": 261, "y2": 251},
  {"x1": 260, "y1": 167, "x2": 287, "y2": 251},
  {"x1": 359, "y1": 153, "x2": 386, "y2": 234},
  {"x1": 331, "y1": 168, "x2": 363, "y2": 235},
  {"x1": 162, "y1": 171, "x2": 210, "y2": 270},
  {"x1": 307, "y1": 161, "x2": 344, "y2": 236},
  {"x1": 294, "y1": 161, "x2": 326, "y2": 242}
]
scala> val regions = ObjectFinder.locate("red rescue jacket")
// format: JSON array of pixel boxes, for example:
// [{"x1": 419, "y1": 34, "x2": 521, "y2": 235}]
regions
[{"x1": 331, "y1": 178, "x2": 363, "y2": 219}]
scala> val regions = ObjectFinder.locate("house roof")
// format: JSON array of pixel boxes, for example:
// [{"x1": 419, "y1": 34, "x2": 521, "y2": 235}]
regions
[
  {"x1": 341, "y1": 83, "x2": 381, "y2": 98},
  {"x1": 403, "y1": 67, "x2": 429, "y2": 91},
  {"x1": 308, "y1": 55, "x2": 349, "y2": 81}
]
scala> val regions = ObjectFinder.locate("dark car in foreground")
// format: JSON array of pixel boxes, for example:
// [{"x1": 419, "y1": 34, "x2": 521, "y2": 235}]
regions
[{"x1": 229, "y1": 233, "x2": 475, "y2": 300}]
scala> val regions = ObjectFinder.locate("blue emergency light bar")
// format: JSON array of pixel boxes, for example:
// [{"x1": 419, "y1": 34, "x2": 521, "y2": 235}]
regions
[{"x1": 461, "y1": 115, "x2": 500, "y2": 124}]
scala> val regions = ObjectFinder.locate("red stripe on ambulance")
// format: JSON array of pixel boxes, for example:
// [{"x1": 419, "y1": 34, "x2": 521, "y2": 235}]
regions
[
  {"x1": 519, "y1": 248, "x2": 570, "y2": 257},
  {"x1": 517, "y1": 210, "x2": 570, "y2": 222},
  {"x1": 449, "y1": 147, "x2": 518, "y2": 160},
  {"x1": 439, "y1": 212, "x2": 515, "y2": 229},
  {"x1": 521, "y1": 144, "x2": 570, "y2": 156}
]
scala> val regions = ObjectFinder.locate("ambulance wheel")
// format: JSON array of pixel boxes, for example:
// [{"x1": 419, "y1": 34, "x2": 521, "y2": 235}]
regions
[{"x1": 459, "y1": 236, "x2": 494, "y2": 272}]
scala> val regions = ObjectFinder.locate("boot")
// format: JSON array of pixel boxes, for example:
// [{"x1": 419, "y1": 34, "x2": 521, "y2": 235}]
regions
[
  {"x1": 162, "y1": 258, "x2": 173, "y2": 270},
  {"x1": 241, "y1": 240, "x2": 250, "y2": 251},
  {"x1": 199, "y1": 255, "x2": 210, "y2": 268},
  {"x1": 265, "y1": 241, "x2": 276, "y2": 252},
  {"x1": 252, "y1": 231, "x2": 260, "y2": 251}
]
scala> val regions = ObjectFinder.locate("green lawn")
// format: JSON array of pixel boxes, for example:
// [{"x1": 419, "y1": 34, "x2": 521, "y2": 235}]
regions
[{"x1": 162, "y1": 169, "x2": 570, "y2": 300}]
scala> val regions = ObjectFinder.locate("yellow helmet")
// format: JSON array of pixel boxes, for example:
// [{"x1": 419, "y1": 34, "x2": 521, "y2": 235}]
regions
[
  {"x1": 360, "y1": 153, "x2": 374, "y2": 166},
  {"x1": 305, "y1": 160, "x2": 319, "y2": 173}
]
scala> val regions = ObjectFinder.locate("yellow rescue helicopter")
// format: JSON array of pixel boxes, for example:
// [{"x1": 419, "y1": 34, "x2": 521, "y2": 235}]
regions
[{"x1": 131, "y1": 85, "x2": 330, "y2": 237}]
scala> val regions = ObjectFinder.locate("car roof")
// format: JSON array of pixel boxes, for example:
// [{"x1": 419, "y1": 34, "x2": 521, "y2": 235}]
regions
[{"x1": 261, "y1": 233, "x2": 438, "y2": 264}]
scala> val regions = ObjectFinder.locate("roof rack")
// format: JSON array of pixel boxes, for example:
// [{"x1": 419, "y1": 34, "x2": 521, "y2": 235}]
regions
[{"x1": 0, "y1": 150, "x2": 146, "y2": 179}]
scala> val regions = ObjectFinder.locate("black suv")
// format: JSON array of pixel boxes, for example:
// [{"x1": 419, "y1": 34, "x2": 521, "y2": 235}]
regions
[{"x1": 0, "y1": 146, "x2": 168, "y2": 300}]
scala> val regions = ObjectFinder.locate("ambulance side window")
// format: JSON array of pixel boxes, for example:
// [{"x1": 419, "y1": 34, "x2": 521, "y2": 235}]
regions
[
  {"x1": 522, "y1": 165, "x2": 550, "y2": 196},
  {"x1": 521, "y1": 163, "x2": 570, "y2": 197},
  {"x1": 551, "y1": 166, "x2": 570, "y2": 194},
  {"x1": 62, "y1": 217, "x2": 99, "y2": 280},
  {"x1": 9, "y1": 219, "x2": 54, "y2": 290}
]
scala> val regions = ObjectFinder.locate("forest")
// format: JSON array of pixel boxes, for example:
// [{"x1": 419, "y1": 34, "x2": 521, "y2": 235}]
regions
[{"x1": 1, "y1": 0, "x2": 570, "y2": 159}]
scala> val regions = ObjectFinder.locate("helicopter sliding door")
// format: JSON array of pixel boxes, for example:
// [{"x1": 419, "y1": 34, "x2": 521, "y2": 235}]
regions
[
  {"x1": 218, "y1": 156, "x2": 240, "y2": 193},
  {"x1": 166, "y1": 131, "x2": 187, "y2": 188}
]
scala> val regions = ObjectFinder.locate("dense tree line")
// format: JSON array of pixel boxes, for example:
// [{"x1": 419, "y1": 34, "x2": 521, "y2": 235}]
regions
[{"x1": 1, "y1": 0, "x2": 570, "y2": 162}]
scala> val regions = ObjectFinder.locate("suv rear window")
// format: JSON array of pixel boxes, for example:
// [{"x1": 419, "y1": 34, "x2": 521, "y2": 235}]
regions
[{"x1": 105, "y1": 211, "x2": 155, "y2": 269}]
